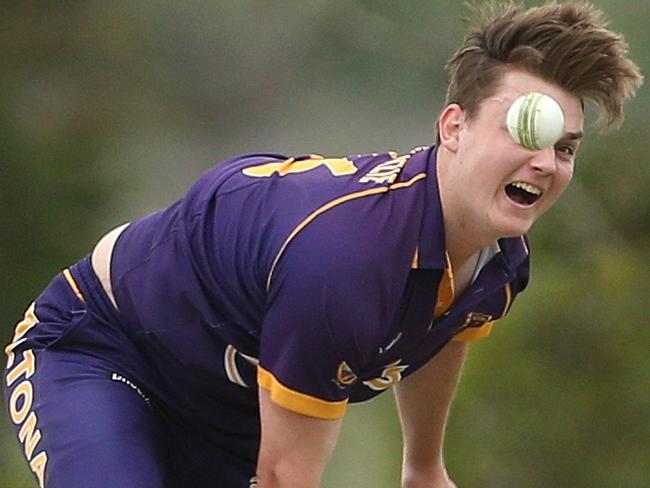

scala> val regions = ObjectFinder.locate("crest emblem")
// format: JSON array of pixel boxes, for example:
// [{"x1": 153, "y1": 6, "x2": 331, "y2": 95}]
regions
[
  {"x1": 463, "y1": 312, "x2": 493, "y2": 328},
  {"x1": 336, "y1": 361, "x2": 358, "y2": 386}
]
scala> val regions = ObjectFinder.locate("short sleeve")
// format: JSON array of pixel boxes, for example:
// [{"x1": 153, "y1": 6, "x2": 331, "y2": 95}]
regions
[
  {"x1": 256, "y1": 178, "x2": 421, "y2": 419},
  {"x1": 259, "y1": 252, "x2": 391, "y2": 419},
  {"x1": 259, "y1": 226, "x2": 410, "y2": 419},
  {"x1": 258, "y1": 266, "x2": 359, "y2": 420}
]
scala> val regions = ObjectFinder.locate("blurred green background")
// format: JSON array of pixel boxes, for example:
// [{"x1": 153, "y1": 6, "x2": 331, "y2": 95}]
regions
[{"x1": 2, "y1": 1, "x2": 648, "y2": 487}]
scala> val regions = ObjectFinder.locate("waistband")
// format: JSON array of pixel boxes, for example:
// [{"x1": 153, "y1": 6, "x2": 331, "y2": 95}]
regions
[
  {"x1": 67, "y1": 256, "x2": 122, "y2": 327},
  {"x1": 91, "y1": 223, "x2": 129, "y2": 310}
]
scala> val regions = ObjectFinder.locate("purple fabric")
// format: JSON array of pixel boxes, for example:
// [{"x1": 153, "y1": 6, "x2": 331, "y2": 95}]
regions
[{"x1": 109, "y1": 146, "x2": 529, "y2": 405}]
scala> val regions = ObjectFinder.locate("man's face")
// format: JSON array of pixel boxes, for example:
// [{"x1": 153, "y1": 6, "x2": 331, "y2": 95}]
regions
[{"x1": 445, "y1": 69, "x2": 584, "y2": 238}]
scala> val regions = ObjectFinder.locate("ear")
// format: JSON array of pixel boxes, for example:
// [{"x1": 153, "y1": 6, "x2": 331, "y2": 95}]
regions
[{"x1": 437, "y1": 104, "x2": 465, "y2": 153}]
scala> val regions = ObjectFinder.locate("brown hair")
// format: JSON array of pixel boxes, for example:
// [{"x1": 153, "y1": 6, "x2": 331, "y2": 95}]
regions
[{"x1": 445, "y1": 1, "x2": 643, "y2": 130}]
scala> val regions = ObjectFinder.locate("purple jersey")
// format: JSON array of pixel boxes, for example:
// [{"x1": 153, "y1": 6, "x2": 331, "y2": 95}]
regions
[{"x1": 110, "y1": 145, "x2": 529, "y2": 419}]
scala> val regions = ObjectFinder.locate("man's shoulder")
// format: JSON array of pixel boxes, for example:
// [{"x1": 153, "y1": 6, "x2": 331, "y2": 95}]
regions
[{"x1": 201, "y1": 146, "x2": 432, "y2": 193}]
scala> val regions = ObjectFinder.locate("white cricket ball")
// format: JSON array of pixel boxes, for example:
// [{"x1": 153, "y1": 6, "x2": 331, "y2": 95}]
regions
[{"x1": 506, "y1": 92, "x2": 565, "y2": 150}]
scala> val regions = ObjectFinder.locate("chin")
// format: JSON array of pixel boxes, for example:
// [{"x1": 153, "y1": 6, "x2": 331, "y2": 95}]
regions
[
  {"x1": 488, "y1": 200, "x2": 539, "y2": 238},
  {"x1": 492, "y1": 217, "x2": 533, "y2": 238}
]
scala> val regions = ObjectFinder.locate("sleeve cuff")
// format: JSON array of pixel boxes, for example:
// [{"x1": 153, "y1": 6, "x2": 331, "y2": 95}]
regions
[{"x1": 257, "y1": 366, "x2": 348, "y2": 420}]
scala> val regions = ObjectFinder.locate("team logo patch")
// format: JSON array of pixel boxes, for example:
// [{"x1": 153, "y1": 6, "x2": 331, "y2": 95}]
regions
[
  {"x1": 463, "y1": 312, "x2": 493, "y2": 328},
  {"x1": 336, "y1": 361, "x2": 358, "y2": 386}
]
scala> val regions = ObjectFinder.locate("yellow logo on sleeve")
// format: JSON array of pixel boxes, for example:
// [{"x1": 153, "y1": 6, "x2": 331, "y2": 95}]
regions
[{"x1": 363, "y1": 359, "x2": 409, "y2": 391}]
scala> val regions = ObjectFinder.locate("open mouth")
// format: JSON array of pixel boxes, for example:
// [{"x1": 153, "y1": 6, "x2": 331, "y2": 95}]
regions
[{"x1": 505, "y1": 181, "x2": 542, "y2": 206}]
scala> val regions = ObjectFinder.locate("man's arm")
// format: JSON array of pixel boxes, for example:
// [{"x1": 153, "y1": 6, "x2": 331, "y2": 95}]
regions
[
  {"x1": 394, "y1": 340, "x2": 469, "y2": 488},
  {"x1": 256, "y1": 387, "x2": 343, "y2": 487}
]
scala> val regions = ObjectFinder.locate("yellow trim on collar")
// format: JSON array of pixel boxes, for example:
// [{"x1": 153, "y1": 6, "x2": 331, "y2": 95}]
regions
[
  {"x1": 502, "y1": 282, "x2": 513, "y2": 316},
  {"x1": 63, "y1": 269, "x2": 85, "y2": 302},
  {"x1": 411, "y1": 246, "x2": 420, "y2": 269}
]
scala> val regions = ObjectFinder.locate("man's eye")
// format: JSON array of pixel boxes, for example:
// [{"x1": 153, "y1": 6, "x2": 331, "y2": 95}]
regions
[{"x1": 555, "y1": 144, "x2": 576, "y2": 158}]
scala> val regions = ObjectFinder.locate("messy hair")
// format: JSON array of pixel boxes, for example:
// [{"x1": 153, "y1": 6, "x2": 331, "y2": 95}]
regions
[{"x1": 445, "y1": 1, "x2": 643, "y2": 130}]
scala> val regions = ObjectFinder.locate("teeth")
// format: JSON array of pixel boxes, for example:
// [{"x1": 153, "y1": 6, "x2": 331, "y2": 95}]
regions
[{"x1": 511, "y1": 181, "x2": 542, "y2": 195}]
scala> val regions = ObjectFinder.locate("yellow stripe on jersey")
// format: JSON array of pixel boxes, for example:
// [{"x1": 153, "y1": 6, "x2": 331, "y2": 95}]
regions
[
  {"x1": 257, "y1": 366, "x2": 348, "y2": 420},
  {"x1": 434, "y1": 253, "x2": 455, "y2": 318},
  {"x1": 242, "y1": 157, "x2": 358, "y2": 178},
  {"x1": 266, "y1": 173, "x2": 427, "y2": 290},
  {"x1": 411, "y1": 246, "x2": 420, "y2": 269},
  {"x1": 62, "y1": 269, "x2": 85, "y2": 302},
  {"x1": 452, "y1": 321, "x2": 494, "y2": 342}
]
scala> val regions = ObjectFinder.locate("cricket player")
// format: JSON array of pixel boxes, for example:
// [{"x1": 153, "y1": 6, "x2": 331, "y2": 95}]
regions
[{"x1": 4, "y1": 2, "x2": 642, "y2": 487}]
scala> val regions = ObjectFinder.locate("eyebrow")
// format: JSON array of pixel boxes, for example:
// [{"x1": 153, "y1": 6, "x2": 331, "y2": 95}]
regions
[{"x1": 563, "y1": 131, "x2": 584, "y2": 140}]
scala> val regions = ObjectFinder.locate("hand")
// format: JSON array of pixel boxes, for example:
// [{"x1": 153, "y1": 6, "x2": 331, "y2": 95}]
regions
[
  {"x1": 431, "y1": 466, "x2": 457, "y2": 488},
  {"x1": 402, "y1": 464, "x2": 458, "y2": 488}
]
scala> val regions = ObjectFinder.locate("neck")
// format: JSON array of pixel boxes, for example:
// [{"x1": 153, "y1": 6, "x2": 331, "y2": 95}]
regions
[{"x1": 436, "y1": 146, "x2": 496, "y2": 268}]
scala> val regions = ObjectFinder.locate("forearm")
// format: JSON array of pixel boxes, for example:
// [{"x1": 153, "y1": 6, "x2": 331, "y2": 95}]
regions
[
  {"x1": 256, "y1": 387, "x2": 342, "y2": 488},
  {"x1": 394, "y1": 341, "x2": 468, "y2": 486},
  {"x1": 401, "y1": 464, "x2": 456, "y2": 488},
  {"x1": 255, "y1": 460, "x2": 321, "y2": 488},
  {"x1": 256, "y1": 446, "x2": 328, "y2": 488}
]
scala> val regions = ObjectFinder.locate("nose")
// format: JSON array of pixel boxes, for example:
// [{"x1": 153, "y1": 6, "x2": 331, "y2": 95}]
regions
[{"x1": 529, "y1": 147, "x2": 556, "y2": 175}]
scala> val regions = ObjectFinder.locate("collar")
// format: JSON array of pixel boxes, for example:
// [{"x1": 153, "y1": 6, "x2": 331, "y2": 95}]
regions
[
  {"x1": 411, "y1": 145, "x2": 530, "y2": 271},
  {"x1": 411, "y1": 146, "x2": 447, "y2": 269},
  {"x1": 497, "y1": 235, "x2": 530, "y2": 272}
]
